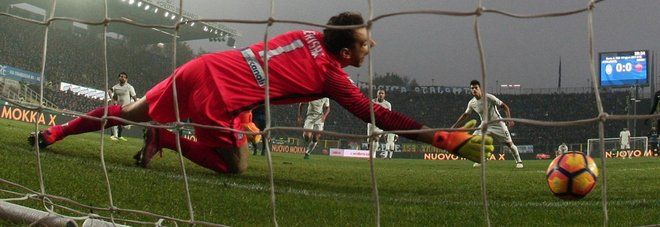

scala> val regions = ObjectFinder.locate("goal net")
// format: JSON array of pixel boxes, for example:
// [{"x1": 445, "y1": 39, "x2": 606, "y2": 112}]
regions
[
  {"x1": 2, "y1": 0, "x2": 657, "y2": 226},
  {"x1": 586, "y1": 136, "x2": 648, "y2": 157}
]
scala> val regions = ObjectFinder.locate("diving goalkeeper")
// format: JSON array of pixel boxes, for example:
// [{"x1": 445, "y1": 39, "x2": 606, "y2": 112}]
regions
[{"x1": 29, "y1": 12, "x2": 493, "y2": 174}]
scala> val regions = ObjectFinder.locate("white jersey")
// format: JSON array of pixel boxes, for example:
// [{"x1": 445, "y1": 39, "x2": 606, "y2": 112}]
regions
[
  {"x1": 619, "y1": 130, "x2": 630, "y2": 144},
  {"x1": 386, "y1": 134, "x2": 396, "y2": 143},
  {"x1": 558, "y1": 144, "x2": 568, "y2": 153},
  {"x1": 304, "y1": 98, "x2": 329, "y2": 131},
  {"x1": 372, "y1": 98, "x2": 392, "y2": 111},
  {"x1": 465, "y1": 94, "x2": 504, "y2": 128},
  {"x1": 306, "y1": 98, "x2": 330, "y2": 118},
  {"x1": 111, "y1": 83, "x2": 136, "y2": 106},
  {"x1": 367, "y1": 99, "x2": 392, "y2": 134}
]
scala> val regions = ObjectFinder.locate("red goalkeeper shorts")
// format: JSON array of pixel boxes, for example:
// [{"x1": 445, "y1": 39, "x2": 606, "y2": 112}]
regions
[{"x1": 145, "y1": 57, "x2": 247, "y2": 149}]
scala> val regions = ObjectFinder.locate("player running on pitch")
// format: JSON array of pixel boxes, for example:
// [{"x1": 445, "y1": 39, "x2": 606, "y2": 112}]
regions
[
  {"x1": 367, "y1": 89, "x2": 391, "y2": 158},
  {"x1": 298, "y1": 98, "x2": 330, "y2": 159},
  {"x1": 452, "y1": 80, "x2": 523, "y2": 169}
]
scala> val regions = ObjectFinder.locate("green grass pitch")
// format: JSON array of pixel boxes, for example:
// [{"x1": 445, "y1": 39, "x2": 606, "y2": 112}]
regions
[{"x1": 0, "y1": 118, "x2": 658, "y2": 226}]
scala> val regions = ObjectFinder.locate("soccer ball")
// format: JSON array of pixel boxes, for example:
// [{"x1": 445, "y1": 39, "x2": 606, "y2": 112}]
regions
[{"x1": 546, "y1": 151, "x2": 598, "y2": 200}]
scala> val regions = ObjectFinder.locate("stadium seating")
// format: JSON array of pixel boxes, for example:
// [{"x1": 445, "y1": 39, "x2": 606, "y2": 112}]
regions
[{"x1": 1, "y1": 17, "x2": 643, "y2": 152}]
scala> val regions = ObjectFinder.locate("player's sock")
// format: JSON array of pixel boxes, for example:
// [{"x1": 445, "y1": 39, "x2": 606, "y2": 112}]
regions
[
  {"x1": 117, "y1": 126, "x2": 123, "y2": 138},
  {"x1": 58, "y1": 105, "x2": 124, "y2": 141},
  {"x1": 510, "y1": 144, "x2": 522, "y2": 163},
  {"x1": 306, "y1": 141, "x2": 317, "y2": 155},
  {"x1": 157, "y1": 128, "x2": 231, "y2": 173},
  {"x1": 261, "y1": 139, "x2": 267, "y2": 156},
  {"x1": 371, "y1": 140, "x2": 379, "y2": 158},
  {"x1": 112, "y1": 126, "x2": 118, "y2": 138}
]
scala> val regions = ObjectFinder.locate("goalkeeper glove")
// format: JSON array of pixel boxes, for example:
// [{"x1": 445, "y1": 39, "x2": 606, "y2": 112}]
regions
[
  {"x1": 432, "y1": 120, "x2": 494, "y2": 163},
  {"x1": 238, "y1": 111, "x2": 262, "y2": 144}
]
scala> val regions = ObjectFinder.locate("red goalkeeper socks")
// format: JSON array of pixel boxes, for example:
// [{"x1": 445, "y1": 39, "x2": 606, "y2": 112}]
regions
[{"x1": 53, "y1": 105, "x2": 124, "y2": 141}]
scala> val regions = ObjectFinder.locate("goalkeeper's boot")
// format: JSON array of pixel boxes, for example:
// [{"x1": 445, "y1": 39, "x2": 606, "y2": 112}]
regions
[
  {"x1": 433, "y1": 120, "x2": 494, "y2": 163},
  {"x1": 239, "y1": 111, "x2": 262, "y2": 144},
  {"x1": 132, "y1": 150, "x2": 142, "y2": 164},
  {"x1": 138, "y1": 127, "x2": 162, "y2": 168},
  {"x1": 27, "y1": 126, "x2": 63, "y2": 149},
  {"x1": 244, "y1": 122, "x2": 262, "y2": 144}
]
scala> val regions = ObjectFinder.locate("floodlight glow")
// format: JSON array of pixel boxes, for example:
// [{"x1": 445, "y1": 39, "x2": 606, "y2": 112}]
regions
[
  {"x1": 171, "y1": 15, "x2": 176, "y2": 20},
  {"x1": 144, "y1": 5, "x2": 150, "y2": 10},
  {"x1": 128, "y1": 0, "x2": 135, "y2": 5},
  {"x1": 179, "y1": 18, "x2": 184, "y2": 22},
  {"x1": 137, "y1": 2, "x2": 142, "y2": 7},
  {"x1": 164, "y1": 12, "x2": 169, "y2": 17},
  {"x1": 203, "y1": 26, "x2": 208, "y2": 31},
  {"x1": 214, "y1": 31, "x2": 218, "y2": 34},
  {"x1": 190, "y1": 22, "x2": 195, "y2": 26},
  {"x1": 154, "y1": 8, "x2": 158, "y2": 13}
]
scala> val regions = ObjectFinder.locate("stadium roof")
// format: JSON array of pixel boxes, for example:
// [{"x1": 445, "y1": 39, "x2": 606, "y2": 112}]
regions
[{"x1": 1, "y1": 0, "x2": 238, "y2": 46}]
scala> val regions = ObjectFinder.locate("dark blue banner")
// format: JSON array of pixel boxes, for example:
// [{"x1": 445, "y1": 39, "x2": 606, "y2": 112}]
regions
[{"x1": 0, "y1": 64, "x2": 41, "y2": 84}]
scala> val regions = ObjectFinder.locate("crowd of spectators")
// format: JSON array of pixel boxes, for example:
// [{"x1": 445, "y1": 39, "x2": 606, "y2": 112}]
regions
[
  {"x1": 0, "y1": 17, "x2": 195, "y2": 100},
  {"x1": 41, "y1": 86, "x2": 106, "y2": 113}
]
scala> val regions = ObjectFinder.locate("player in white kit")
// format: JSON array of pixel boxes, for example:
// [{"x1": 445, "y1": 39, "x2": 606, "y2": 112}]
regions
[
  {"x1": 619, "y1": 127, "x2": 631, "y2": 159},
  {"x1": 452, "y1": 80, "x2": 523, "y2": 168},
  {"x1": 367, "y1": 89, "x2": 392, "y2": 158},
  {"x1": 556, "y1": 142, "x2": 568, "y2": 157},
  {"x1": 109, "y1": 72, "x2": 137, "y2": 141},
  {"x1": 297, "y1": 98, "x2": 330, "y2": 159},
  {"x1": 619, "y1": 127, "x2": 631, "y2": 150},
  {"x1": 384, "y1": 133, "x2": 398, "y2": 159}
]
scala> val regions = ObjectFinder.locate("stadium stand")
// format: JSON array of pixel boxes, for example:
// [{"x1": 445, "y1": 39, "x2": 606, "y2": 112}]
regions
[
  {"x1": 0, "y1": 17, "x2": 196, "y2": 111},
  {"x1": 0, "y1": 14, "x2": 645, "y2": 154},
  {"x1": 266, "y1": 89, "x2": 639, "y2": 154}
]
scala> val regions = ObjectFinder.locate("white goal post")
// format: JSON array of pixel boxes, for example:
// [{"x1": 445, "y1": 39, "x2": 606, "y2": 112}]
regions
[
  {"x1": 586, "y1": 136, "x2": 648, "y2": 156},
  {"x1": 0, "y1": 201, "x2": 76, "y2": 226}
]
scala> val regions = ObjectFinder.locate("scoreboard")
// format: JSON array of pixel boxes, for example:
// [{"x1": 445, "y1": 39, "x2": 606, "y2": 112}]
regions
[{"x1": 599, "y1": 50, "x2": 649, "y2": 87}]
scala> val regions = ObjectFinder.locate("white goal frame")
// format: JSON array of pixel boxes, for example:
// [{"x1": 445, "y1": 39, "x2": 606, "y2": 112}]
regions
[{"x1": 586, "y1": 136, "x2": 648, "y2": 156}]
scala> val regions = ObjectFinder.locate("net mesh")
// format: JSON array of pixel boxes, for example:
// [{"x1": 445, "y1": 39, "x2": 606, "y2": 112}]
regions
[{"x1": 1, "y1": 0, "x2": 656, "y2": 226}]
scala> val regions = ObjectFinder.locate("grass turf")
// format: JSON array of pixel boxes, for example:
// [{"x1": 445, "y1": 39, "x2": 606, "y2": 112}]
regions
[{"x1": 0, "y1": 118, "x2": 658, "y2": 226}]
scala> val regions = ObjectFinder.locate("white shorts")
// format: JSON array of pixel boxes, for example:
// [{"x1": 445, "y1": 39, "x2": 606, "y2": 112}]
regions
[
  {"x1": 112, "y1": 125, "x2": 132, "y2": 129},
  {"x1": 385, "y1": 142, "x2": 396, "y2": 151},
  {"x1": 386, "y1": 134, "x2": 395, "y2": 142},
  {"x1": 304, "y1": 116, "x2": 324, "y2": 131},
  {"x1": 620, "y1": 143, "x2": 630, "y2": 150},
  {"x1": 473, "y1": 122, "x2": 513, "y2": 144}
]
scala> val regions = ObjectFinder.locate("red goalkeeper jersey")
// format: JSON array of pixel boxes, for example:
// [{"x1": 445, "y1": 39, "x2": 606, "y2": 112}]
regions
[{"x1": 148, "y1": 30, "x2": 422, "y2": 141}]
